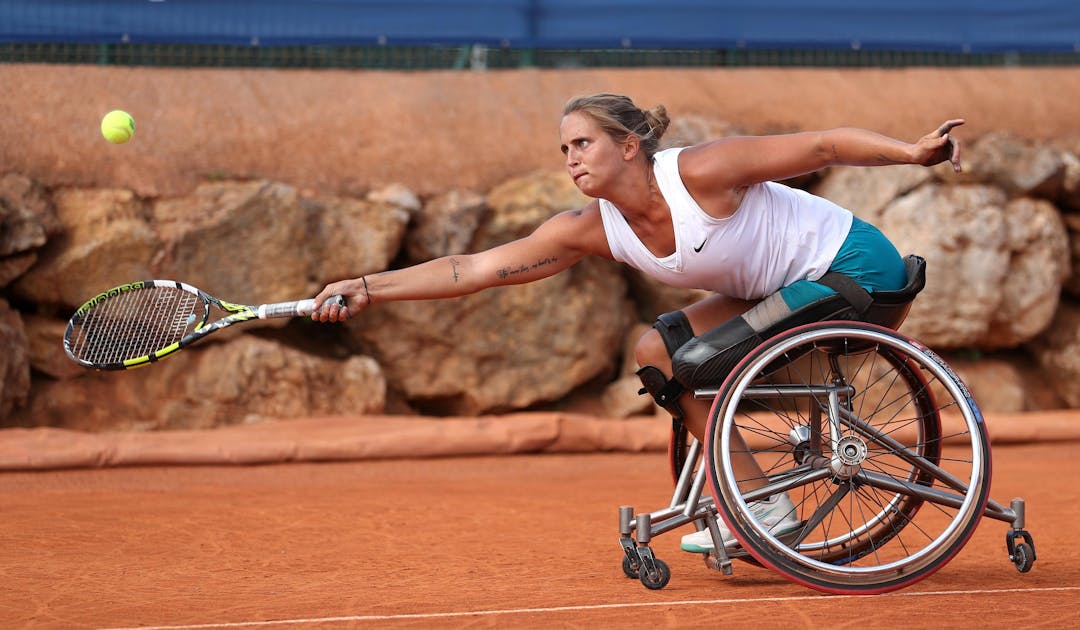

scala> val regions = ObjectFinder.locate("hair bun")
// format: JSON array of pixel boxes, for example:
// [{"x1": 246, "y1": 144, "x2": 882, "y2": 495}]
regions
[{"x1": 644, "y1": 105, "x2": 670, "y2": 139}]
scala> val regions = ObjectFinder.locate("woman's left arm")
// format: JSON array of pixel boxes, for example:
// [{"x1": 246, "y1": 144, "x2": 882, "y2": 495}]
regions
[
  {"x1": 681, "y1": 119, "x2": 964, "y2": 191},
  {"x1": 822, "y1": 120, "x2": 964, "y2": 171}
]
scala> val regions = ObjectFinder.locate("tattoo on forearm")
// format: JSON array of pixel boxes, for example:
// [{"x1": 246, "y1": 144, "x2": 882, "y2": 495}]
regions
[
  {"x1": 450, "y1": 257, "x2": 461, "y2": 283},
  {"x1": 496, "y1": 256, "x2": 559, "y2": 279},
  {"x1": 830, "y1": 143, "x2": 841, "y2": 163}
]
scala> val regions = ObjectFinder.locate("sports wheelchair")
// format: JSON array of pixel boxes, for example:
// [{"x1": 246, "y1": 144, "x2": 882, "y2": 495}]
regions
[{"x1": 617, "y1": 256, "x2": 1036, "y2": 594}]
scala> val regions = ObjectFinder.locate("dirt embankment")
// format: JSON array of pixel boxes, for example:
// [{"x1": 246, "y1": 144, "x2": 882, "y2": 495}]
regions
[{"x1": 2, "y1": 65, "x2": 1078, "y2": 198}]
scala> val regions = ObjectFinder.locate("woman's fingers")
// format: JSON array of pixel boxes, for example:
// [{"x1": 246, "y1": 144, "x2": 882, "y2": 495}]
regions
[
  {"x1": 937, "y1": 119, "x2": 966, "y2": 137},
  {"x1": 947, "y1": 135, "x2": 963, "y2": 172},
  {"x1": 918, "y1": 120, "x2": 964, "y2": 171},
  {"x1": 312, "y1": 284, "x2": 354, "y2": 322}
]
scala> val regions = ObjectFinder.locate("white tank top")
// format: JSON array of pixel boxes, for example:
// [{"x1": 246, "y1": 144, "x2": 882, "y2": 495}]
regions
[{"x1": 598, "y1": 147, "x2": 853, "y2": 300}]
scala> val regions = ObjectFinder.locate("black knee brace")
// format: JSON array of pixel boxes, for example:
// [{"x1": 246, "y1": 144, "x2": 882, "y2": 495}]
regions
[
  {"x1": 636, "y1": 365, "x2": 686, "y2": 420},
  {"x1": 671, "y1": 316, "x2": 763, "y2": 389},
  {"x1": 654, "y1": 311, "x2": 695, "y2": 355},
  {"x1": 636, "y1": 310, "x2": 696, "y2": 420}
]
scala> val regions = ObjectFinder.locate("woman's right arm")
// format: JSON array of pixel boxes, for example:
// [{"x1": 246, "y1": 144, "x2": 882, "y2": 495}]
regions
[{"x1": 311, "y1": 201, "x2": 609, "y2": 322}]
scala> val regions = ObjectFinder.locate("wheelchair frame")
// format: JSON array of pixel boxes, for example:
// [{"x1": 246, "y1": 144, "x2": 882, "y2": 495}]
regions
[{"x1": 618, "y1": 320, "x2": 1036, "y2": 594}]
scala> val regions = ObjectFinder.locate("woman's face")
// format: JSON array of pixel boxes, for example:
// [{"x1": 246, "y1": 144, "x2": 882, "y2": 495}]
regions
[{"x1": 559, "y1": 111, "x2": 626, "y2": 197}]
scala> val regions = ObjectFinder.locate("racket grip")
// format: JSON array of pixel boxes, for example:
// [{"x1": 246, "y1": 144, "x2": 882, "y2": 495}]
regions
[{"x1": 262, "y1": 295, "x2": 345, "y2": 318}]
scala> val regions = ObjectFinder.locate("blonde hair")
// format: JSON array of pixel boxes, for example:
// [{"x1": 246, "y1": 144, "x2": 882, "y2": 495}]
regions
[{"x1": 563, "y1": 93, "x2": 670, "y2": 161}]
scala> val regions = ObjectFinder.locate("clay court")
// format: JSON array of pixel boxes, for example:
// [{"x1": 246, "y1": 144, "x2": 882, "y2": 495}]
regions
[{"x1": 2, "y1": 423, "x2": 1078, "y2": 629}]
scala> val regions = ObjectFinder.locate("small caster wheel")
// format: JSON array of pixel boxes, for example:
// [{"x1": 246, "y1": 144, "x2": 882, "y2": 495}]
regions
[
  {"x1": 640, "y1": 558, "x2": 671, "y2": 590},
  {"x1": 1011, "y1": 542, "x2": 1035, "y2": 573},
  {"x1": 621, "y1": 554, "x2": 640, "y2": 579},
  {"x1": 1006, "y1": 529, "x2": 1036, "y2": 573}
]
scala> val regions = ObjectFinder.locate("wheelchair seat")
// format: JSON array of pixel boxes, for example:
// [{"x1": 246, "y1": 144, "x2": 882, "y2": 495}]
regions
[
  {"x1": 761, "y1": 254, "x2": 925, "y2": 338},
  {"x1": 672, "y1": 255, "x2": 926, "y2": 391}
]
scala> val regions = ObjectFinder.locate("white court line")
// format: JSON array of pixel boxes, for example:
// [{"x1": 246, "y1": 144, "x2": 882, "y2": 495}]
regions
[{"x1": 100, "y1": 586, "x2": 1080, "y2": 630}]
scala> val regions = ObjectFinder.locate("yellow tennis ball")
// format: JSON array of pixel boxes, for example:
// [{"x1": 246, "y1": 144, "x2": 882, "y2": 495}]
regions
[{"x1": 101, "y1": 110, "x2": 135, "y2": 144}]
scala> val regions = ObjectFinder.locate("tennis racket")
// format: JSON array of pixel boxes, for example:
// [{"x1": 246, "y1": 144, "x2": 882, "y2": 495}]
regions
[{"x1": 64, "y1": 279, "x2": 346, "y2": 370}]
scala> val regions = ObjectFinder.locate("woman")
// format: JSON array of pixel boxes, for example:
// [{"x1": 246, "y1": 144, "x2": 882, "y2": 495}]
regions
[{"x1": 312, "y1": 93, "x2": 963, "y2": 552}]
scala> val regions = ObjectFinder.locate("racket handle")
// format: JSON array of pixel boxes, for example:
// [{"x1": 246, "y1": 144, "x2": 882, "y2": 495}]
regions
[{"x1": 261, "y1": 295, "x2": 345, "y2": 318}]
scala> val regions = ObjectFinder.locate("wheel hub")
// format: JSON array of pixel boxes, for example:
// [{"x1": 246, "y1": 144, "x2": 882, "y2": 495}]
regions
[{"x1": 831, "y1": 435, "x2": 868, "y2": 478}]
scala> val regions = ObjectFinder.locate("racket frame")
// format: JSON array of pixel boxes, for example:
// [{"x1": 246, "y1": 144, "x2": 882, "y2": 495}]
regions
[{"x1": 64, "y1": 280, "x2": 324, "y2": 370}]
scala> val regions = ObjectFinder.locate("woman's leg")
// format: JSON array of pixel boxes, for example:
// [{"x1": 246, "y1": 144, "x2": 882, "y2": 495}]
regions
[
  {"x1": 634, "y1": 294, "x2": 767, "y2": 489},
  {"x1": 637, "y1": 295, "x2": 805, "y2": 552}
]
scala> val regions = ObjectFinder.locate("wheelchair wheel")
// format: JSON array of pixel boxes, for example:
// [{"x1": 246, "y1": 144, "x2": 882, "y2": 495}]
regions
[{"x1": 705, "y1": 321, "x2": 991, "y2": 594}]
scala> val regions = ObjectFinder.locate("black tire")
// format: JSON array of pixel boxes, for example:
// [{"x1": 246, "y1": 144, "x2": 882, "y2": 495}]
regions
[
  {"x1": 1012, "y1": 542, "x2": 1035, "y2": 573},
  {"x1": 639, "y1": 558, "x2": 671, "y2": 590}
]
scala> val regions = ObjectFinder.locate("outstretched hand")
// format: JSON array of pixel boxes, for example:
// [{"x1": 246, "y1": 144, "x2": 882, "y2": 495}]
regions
[{"x1": 912, "y1": 119, "x2": 965, "y2": 172}]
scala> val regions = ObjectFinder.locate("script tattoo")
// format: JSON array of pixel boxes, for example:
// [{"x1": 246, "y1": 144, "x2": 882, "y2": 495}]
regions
[
  {"x1": 496, "y1": 256, "x2": 558, "y2": 279},
  {"x1": 449, "y1": 257, "x2": 461, "y2": 283}
]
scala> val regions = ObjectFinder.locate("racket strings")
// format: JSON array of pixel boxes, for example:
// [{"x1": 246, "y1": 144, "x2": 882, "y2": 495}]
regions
[{"x1": 70, "y1": 287, "x2": 204, "y2": 364}]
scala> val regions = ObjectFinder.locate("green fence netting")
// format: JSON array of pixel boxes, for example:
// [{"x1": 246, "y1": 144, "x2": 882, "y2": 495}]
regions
[{"x1": 2, "y1": 43, "x2": 1077, "y2": 69}]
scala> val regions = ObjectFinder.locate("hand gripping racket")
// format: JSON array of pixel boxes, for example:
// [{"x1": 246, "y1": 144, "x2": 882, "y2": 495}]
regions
[{"x1": 63, "y1": 280, "x2": 345, "y2": 370}]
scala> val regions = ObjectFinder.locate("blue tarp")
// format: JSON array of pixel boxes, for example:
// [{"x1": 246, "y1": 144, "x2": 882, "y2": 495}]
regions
[{"x1": 1, "y1": 0, "x2": 1077, "y2": 52}]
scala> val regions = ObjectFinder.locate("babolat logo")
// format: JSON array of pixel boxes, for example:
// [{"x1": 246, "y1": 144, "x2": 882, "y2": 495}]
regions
[{"x1": 77, "y1": 281, "x2": 149, "y2": 315}]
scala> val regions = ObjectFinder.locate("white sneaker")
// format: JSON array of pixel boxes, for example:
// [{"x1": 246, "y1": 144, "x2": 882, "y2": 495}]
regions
[{"x1": 681, "y1": 493, "x2": 801, "y2": 553}]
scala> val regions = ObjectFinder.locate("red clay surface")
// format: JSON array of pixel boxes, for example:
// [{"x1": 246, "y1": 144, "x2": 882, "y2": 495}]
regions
[{"x1": 2, "y1": 441, "x2": 1078, "y2": 629}]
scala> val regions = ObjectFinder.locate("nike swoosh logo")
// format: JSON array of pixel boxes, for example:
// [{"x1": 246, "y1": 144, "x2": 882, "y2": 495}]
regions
[{"x1": 693, "y1": 239, "x2": 707, "y2": 253}]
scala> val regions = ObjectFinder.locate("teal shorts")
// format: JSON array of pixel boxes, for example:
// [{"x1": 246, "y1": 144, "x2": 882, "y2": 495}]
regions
[{"x1": 779, "y1": 217, "x2": 906, "y2": 311}]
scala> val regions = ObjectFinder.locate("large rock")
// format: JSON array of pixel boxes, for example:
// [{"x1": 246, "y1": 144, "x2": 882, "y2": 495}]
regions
[
  {"x1": 11, "y1": 187, "x2": 159, "y2": 307},
  {"x1": 991, "y1": 197, "x2": 1072, "y2": 344},
  {"x1": 349, "y1": 259, "x2": 631, "y2": 415},
  {"x1": 404, "y1": 189, "x2": 486, "y2": 263},
  {"x1": 0, "y1": 251, "x2": 36, "y2": 289},
  {"x1": 0, "y1": 299, "x2": 30, "y2": 420},
  {"x1": 0, "y1": 173, "x2": 60, "y2": 256},
  {"x1": 474, "y1": 171, "x2": 589, "y2": 248},
  {"x1": 150, "y1": 180, "x2": 310, "y2": 304},
  {"x1": 659, "y1": 115, "x2": 743, "y2": 149},
  {"x1": 1029, "y1": 302, "x2": 1080, "y2": 408},
  {"x1": 1056, "y1": 146, "x2": 1080, "y2": 296},
  {"x1": 366, "y1": 183, "x2": 422, "y2": 214},
  {"x1": 11, "y1": 180, "x2": 412, "y2": 311},
  {"x1": 9, "y1": 335, "x2": 386, "y2": 431},
  {"x1": 812, "y1": 164, "x2": 935, "y2": 223},
  {"x1": 151, "y1": 180, "x2": 410, "y2": 304},
  {"x1": 945, "y1": 354, "x2": 1026, "y2": 414},
  {"x1": 313, "y1": 193, "x2": 411, "y2": 284},
  {"x1": 1058, "y1": 150, "x2": 1080, "y2": 212},
  {"x1": 21, "y1": 313, "x2": 84, "y2": 380},
  {"x1": 959, "y1": 131, "x2": 1066, "y2": 199},
  {"x1": 601, "y1": 322, "x2": 655, "y2": 418},
  {"x1": 876, "y1": 184, "x2": 1069, "y2": 349},
  {"x1": 1066, "y1": 213, "x2": 1080, "y2": 297}
]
